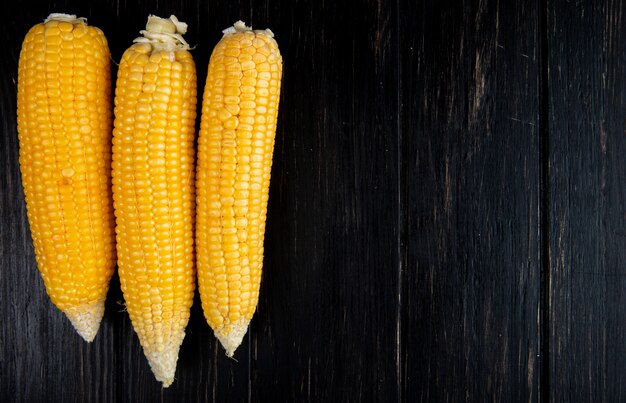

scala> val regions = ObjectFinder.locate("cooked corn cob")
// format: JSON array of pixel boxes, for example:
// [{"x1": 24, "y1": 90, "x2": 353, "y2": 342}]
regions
[
  {"x1": 112, "y1": 15, "x2": 196, "y2": 386},
  {"x1": 17, "y1": 13, "x2": 115, "y2": 342},
  {"x1": 197, "y1": 21, "x2": 282, "y2": 356}
]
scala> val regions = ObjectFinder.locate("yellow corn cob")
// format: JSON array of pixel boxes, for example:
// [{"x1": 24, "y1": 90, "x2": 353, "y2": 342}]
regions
[
  {"x1": 17, "y1": 13, "x2": 115, "y2": 342},
  {"x1": 112, "y1": 15, "x2": 196, "y2": 387},
  {"x1": 197, "y1": 21, "x2": 282, "y2": 357}
]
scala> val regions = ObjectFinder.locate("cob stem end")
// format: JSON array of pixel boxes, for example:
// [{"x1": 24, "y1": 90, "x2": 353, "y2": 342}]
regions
[
  {"x1": 64, "y1": 300, "x2": 105, "y2": 342},
  {"x1": 133, "y1": 14, "x2": 190, "y2": 51},
  {"x1": 222, "y1": 20, "x2": 275, "y2": 38},
  {"x1": 45, "y1": 13, "x2": 86, "y2": 24}
]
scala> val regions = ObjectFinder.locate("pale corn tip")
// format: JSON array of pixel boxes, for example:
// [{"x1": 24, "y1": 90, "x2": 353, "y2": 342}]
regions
[
  {"x1": 64, "y1": 300, "x2": 105, "y2": 342},
  {"x1": 144, "y1": 341, "x2": 182, "y2": 387},
  {"x1": 215, "y1": 319, "x2": 250, "y2": 357}
]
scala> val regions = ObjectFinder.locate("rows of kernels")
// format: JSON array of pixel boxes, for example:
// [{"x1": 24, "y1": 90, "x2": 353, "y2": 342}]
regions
[
  {"x1": 177, "y1": 50, "x2": 197, "y2": 335},
  {"x1": 197, "y1": 29, "x2": 282, "y2": 334},
  {"x1": 196, "y1": 39, "x2": 225, "y2": 330},
  {"x1": 17, "y1": 20, "x2": 115, "y2": 312},
  {"x1": 254, "y1": 36, "x2": 282, "y2": 318},
  {"x1": 112, "y1": 44, "x2": 196, "y2": 354}
]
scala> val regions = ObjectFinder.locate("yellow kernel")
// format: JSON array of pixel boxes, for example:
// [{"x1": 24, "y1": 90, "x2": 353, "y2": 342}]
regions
[{"x1": 224, "y1": 116, "x2": 238, "y2": 130}]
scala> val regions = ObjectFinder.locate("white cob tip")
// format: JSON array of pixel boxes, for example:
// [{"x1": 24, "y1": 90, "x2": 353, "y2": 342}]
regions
[
  {"x1": 64, "y1": 300, "x2": 105, "y2": 342},
  {"x1": 144, "y1": 342, "x2": 182, "y2": 388},
  {"x1": 215, "y1": 319, "x2": 250, "y2": 357}
]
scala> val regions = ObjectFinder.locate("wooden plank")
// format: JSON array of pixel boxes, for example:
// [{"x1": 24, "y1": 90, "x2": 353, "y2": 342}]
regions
[
  {"x1": 400, "y1": 1, "x2": 541, "y2": 400},
  {"x1": 248, "y1": 0, "x2": 401, "y2": 401},
  {"x1": 548, "y1": 1, "x2": 626, "y2": 401}
]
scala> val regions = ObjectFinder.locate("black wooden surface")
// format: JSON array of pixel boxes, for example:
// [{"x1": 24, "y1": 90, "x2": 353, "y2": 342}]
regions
[
  {"x1": 548, "y1": 1, "x2": 626, "y2": 402},
  {"x1": 402, "y1": 1, "x2": 540, "y2": 401},
  {"x1": 1, "y1": 0, "x2": 625, "y2": 402}
]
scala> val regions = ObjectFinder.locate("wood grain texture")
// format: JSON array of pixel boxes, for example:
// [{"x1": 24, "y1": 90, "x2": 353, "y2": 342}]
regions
[
  {"x1": 548, "y1": 1, "x2": 626, "y2": 401},
  {"x1": 248, "y1": 0, "x2": 401, "y2": 401},
  {"x1": 401, "y1": 1, "x2": 541, "y2": 401}
]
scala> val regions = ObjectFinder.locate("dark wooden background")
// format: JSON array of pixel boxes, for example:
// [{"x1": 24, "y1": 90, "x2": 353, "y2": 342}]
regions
[{"x1": 1, "y1": 0, "x2": 624, "y2": 401}]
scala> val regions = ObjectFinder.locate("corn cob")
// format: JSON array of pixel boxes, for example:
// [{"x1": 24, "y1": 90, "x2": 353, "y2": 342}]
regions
[
  {"x1": 112, "y1": 15, "x2": 196, "y2": 386},
  {"x1": 17, "y1": 13, "x2": 115, "y2": 342},
  {"x1": 197, "y1": 21, "x2": 282, "y2": 357}
]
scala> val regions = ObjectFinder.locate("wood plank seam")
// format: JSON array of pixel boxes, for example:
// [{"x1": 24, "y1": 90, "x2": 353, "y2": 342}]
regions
[{"x1": 539, "y1": 0, "x2": 551, "y2": 401}]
